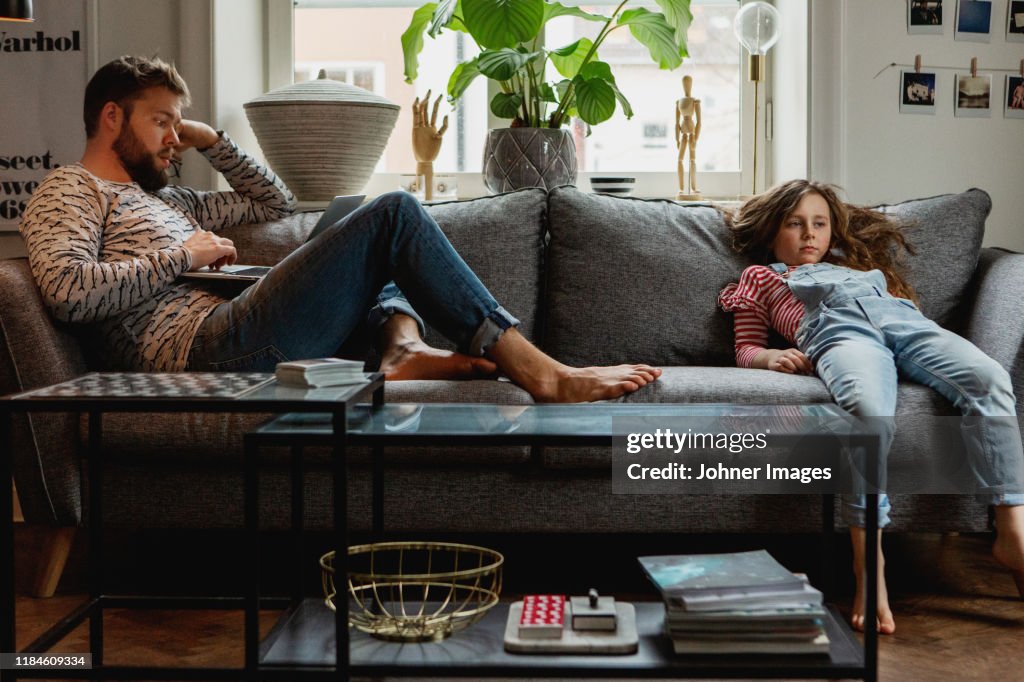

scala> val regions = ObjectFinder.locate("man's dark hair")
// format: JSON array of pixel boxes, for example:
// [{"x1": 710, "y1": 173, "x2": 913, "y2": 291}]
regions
[{"x1": 83, "y1": 55, "x2": 191, "y2": 138}]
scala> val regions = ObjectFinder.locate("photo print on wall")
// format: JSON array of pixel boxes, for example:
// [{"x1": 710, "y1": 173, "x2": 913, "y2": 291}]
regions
[
  {"x1": 1008, "y1": 1, "x2": 1024, "y2": 42},
  {"x1": 955, "y1": 73, "x2": 992, "y2": 117},
  {"x1": 955, "y1": 0, "x2": 993, "y2": 42},
  {"x1": 909, "y1": 0, "x2": 944, "y2": 34},
  {"x1": 1006, "y1": 76, "x2": 1024, "y2": 118},
  {"x1": 901, "y1": 70, "x2": 938, "y2": 114}
]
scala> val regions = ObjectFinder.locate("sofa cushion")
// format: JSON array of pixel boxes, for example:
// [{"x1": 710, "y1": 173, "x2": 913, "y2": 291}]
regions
[
  {"x1": 544, "y1": 187, "x2": 991, "y2": 367},
  {"x1": 0, "y1": 258, "x2": 89, "y2": 525},
  {"x1": 544, "y1": 187, "x2": 746, "y2": 366},
  {"x1": 876, "y1": 188, "x2": 990, "y2": 329}
]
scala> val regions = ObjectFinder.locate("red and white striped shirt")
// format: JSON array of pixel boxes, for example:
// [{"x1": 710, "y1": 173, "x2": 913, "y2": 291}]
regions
[{"x1": 718, "y1": 265, "x2": 805, "y2": 368}]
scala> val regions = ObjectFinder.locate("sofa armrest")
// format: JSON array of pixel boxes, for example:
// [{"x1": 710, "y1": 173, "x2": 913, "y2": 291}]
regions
[
  {"x1": 963, "y1": 247, "x2": 1024, "y2": 407},
  {"x1": 217, "y1": 212, "x2": 322, "y2": 266}
]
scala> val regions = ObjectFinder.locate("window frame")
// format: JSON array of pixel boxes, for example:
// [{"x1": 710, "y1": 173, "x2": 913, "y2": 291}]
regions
[{"x1": 276, "y1": 0, "x2": 766, "y2": 199}]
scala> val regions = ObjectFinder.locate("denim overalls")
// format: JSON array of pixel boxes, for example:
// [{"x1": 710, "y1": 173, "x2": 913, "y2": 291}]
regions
[{"x1": 771, "y1": 262, "x2": 1024, "y2": 526}]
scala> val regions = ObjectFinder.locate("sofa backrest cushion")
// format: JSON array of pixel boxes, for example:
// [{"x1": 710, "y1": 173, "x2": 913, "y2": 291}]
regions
[
  {"x1": 0, "y1": 258, "x2": 88, "y2": 525},
  {"x1": 544, "y1": 186, "x2": 746, "y2": 366},
  {"x1": 422, "y1": 189, "x2": 547, "y2": 348},
  {"x1": 875, "y1": 188, "x2": 990, "y2": 329},
  {"x1": 543, "y1": 186, "x2": 990, "y2": 367}
]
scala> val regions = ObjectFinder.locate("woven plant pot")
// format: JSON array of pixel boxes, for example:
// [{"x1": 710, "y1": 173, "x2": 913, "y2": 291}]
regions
[{"x1": 244, "y1": 73, "x2": 400, "y2": 202}]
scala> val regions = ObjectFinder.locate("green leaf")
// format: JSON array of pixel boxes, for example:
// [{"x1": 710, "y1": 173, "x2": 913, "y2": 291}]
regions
[
  {"x1": 579, "y1": 59, "x2": 614, "y2": 83},
  {"x1": 490, "y1": 92, "x2": 523, "y2": 119},
  {"x1": 617, "y1": 7, "x2": 684, "y2": 70},
  {"x1": 577, "y1": 61, "x2": 632, "y2": 119},
  {"x1": 401, "y1": 3, "x2": 438, "y2": 84},
  {"x1": 462, "y1": 0, "x2": 544, "y2": 49},
  {"x1": 538, "y1": 82, "x2": 557, "y2": 103},
  {"x1": 542, "y1": 1, "x2": 610, "y2": 25},
  {"x1": 447, "y1": 57, "x2": 482, "y2": 102},
  {"x1": 653, "y1": 0, "x2": 692, "y2": 57},
  {"x1": 477, "y1": 48, "x2": 539, "y2": 81},
  {"x1": 429, "y1": 0, "x2": 460, "y2": 37},
  {"x1": 550, "y1": 38, "x2": 594, "y2": 79},
  {"x1": 573, "y1": 76, "x2": 616, "y2": 125}
]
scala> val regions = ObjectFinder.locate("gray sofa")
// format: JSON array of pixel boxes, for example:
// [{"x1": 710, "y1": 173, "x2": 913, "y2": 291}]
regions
[{"x1": 4, "y1": 186, "x2": 1021, "y2": 547}]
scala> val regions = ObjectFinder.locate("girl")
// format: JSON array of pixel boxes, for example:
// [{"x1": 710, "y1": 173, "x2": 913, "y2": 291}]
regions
[{"x1": 718, "y1": 179, "x2": 1024, "y2": 634}]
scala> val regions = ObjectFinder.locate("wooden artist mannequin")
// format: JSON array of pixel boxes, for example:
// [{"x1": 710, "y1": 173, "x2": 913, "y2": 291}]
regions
[
  {"x1": 412, "y1": 90, "x2": 449, "y2": 200},
  {"x1": 675, "y1": 75, "x2": 702, "y2": 200}
]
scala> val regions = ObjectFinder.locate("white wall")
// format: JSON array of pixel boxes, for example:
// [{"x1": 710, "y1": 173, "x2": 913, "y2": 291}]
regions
[
  {"x1": 771, "y1": 0, "x2": 809, "y2": 183},
  {"x1": 811, "y1": 0, "x2": 1024, "y2": 250}
]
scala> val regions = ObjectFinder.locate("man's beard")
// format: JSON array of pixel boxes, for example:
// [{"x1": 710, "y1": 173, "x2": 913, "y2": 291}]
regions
[{"x1": 113, "y1": 121, "x2": 171, "y2": 192}]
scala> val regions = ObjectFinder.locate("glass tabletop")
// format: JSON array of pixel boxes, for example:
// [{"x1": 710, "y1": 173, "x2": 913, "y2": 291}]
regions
[{"x1": 253, "y1": 402, "x2": 856, "y2": 441}]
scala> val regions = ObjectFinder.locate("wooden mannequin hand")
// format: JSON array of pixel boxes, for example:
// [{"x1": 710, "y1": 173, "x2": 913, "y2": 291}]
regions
[{"x1": 412, "y1": 91, "x2": 449, "y2": 164}]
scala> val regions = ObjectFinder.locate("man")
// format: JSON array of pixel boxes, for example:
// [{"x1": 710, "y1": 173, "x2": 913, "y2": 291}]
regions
[{"x1": 20, "y1": 55, "x2": 660, "y2": 402}]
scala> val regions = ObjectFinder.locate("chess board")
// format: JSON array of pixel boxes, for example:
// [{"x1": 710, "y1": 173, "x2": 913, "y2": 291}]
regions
[{"x1": 19, "y1": 372, "x2": 275, "y2": 400}]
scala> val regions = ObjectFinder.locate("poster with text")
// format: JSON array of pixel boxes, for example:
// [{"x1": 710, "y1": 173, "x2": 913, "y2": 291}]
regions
[{"x1": 0, "y1": 1, "x2": 89, "y2": 231}]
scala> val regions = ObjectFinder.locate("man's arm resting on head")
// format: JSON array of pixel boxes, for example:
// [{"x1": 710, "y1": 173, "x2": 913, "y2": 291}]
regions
[{"x1": 160, "y1": 131, "x2": 297, "y2": 231}]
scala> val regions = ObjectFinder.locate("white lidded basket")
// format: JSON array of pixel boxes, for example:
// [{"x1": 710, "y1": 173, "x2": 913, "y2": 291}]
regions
[{"x1": 244, "y1": 71, "x2": 400, "y2": 202}]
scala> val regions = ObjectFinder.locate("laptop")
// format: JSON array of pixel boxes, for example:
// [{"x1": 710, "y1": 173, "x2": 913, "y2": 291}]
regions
[{"x1": 181, "y1": 194, "x2": 365, "y2": 282}]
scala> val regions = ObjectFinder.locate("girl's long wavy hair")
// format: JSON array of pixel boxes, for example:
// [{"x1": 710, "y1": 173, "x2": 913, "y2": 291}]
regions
[{"x1": 725, "y1": 179, "x2": 917, "y2": 302}]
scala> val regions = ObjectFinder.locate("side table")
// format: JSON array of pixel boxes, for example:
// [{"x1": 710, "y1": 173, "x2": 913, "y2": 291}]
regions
[
  {"x1": 246, "y1": 402, "x2": 882, "y2": 681},
  {"x1": 1, "y1": 371, "x2": 383, "y2": 681}
]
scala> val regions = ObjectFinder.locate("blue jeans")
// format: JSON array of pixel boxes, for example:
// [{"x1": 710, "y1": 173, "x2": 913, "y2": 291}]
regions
[
  {"x1": 187, "y1": 191, "x2": 518, "y2": 371},
  {"x1": 778, "y1": 262, "x2": 1024, "y2": 527}
]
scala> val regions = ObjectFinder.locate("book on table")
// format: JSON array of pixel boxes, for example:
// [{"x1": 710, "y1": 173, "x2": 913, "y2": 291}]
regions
[
  {"x1": 274, "y1": 358, "x2": 369, "y2": 388},
  {"x1": 638, "y1": 551, "x2": 830, "y2": 656}
]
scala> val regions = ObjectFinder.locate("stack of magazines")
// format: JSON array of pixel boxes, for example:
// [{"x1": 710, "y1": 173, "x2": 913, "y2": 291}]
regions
[
  {"x1": 638, "y1": 550, "x2": 828, "y2": 655},
  {"x1": 274, "y1": 358, "x2": 368, "y2": 388}
]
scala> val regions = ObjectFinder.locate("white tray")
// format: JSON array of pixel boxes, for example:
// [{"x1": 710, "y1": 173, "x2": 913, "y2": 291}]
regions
[{"x1": 503, "y1": 601, "x2": 638, "y2": 654}]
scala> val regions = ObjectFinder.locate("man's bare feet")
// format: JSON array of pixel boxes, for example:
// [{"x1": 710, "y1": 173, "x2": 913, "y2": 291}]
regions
[
  {"x1": 992, "y1": 505, "x2": 1024, "y2": 598},
  {"x1": 487, "y1": 327, "x2": 661, "y2": 402},
  {"x1": 850, "y1": 527, "x2": 896, "y2": 635},
  {"x1": 527, "y1": 364, "x2": 662, "y2": 403},
  {"x1": 378, "y1": 339, "x2": 498, "y2": 381}
]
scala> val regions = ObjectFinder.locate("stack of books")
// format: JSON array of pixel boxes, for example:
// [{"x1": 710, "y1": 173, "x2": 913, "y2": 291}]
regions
[
  {"x1": 638, "y1": 550, "x2": 829, "y2": 655},
  {"x1": 274, "y1": 358, "x2": 368, "y2": 388}
]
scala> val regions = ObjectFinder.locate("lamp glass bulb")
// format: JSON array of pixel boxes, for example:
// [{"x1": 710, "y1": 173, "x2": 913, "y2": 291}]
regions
[{"x1": 733, "y1": 1, "x2": 780, "y2": 56}]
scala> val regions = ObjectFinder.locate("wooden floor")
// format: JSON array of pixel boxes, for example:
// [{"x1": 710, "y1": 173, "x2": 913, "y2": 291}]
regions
[{"x1": 13, "y1": 527, "x2": 1024, "y2": 681}]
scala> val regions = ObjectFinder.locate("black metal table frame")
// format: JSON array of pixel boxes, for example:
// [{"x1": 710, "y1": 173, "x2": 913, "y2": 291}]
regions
[
  {"x1": 0, "y1": 374, "x2": 384, "y2": 681},
  {"x1": 243, "y1": 406, "x2": 881, "y2": 682}
]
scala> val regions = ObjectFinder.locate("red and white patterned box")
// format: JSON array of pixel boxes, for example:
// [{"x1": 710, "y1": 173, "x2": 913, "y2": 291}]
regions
[{"x1": 518, "y1": 594, "x2": 565, "y2": 639}]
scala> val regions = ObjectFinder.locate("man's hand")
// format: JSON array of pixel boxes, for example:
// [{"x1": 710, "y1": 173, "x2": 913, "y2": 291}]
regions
[
  {"x1": 755, "y1": 348, "x2": 814, "y2": 375},
  {"x1": 174, "y1": 120, "x2": 220, "y2": 154},
  {"x1": 183, "y1": 229, "x2": 237, "y2": 271}
]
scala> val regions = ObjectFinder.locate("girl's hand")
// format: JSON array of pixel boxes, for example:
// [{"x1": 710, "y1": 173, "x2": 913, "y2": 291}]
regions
[{"x1": 759, "y1": 348, "x2": 813, "y2": 375}]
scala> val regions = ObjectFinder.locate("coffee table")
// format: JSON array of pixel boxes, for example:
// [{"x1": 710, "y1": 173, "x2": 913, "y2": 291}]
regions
[
  {"x1": 246, "y1": 402, "x2": 882, "y2": 681},
  {"x1": 0, "y1": 371, "x2": 384, "y2": 681}
]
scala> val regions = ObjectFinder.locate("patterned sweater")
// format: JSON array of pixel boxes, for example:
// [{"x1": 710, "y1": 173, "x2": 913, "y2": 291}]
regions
[
  {"x1": 20, "y1": 134, "x2": 296, "y2": 371},
  {"x1": 718, "y1": 265, "x2": 805, "y2": 368}
]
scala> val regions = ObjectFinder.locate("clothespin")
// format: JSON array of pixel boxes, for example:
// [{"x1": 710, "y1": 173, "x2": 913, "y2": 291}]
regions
[
  {"x1": 970, "y1": 57, "x2": 978, "y2": 78},
  {"x1": 914, "y1": 55, "x2": 922, "y2": 73}
]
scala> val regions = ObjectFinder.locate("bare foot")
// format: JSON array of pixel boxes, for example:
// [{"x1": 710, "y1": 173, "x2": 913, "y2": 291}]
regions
[
  {"x1": 992, "y1": 505, "x2": 1024, "y2": 598},
  {"x1": 850, "y1": 528, "x2": 896, "y2": 635},
  {"x1": 379, "y1": 340, "x2": 498, "y2": 381},
  {"x1": 531, "y1": 364, "x2": 663, "y2": 403}
]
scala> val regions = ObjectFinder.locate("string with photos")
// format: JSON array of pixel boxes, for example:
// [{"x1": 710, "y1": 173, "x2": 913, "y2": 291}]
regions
[{"x1": 874, "y1": 56, "x2": 1024, "y2": 78}]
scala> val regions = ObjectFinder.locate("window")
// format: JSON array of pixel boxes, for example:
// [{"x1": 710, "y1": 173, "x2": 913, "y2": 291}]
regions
[{"x1": 287, "y1": 0, "x2": 751, "y2": 196}]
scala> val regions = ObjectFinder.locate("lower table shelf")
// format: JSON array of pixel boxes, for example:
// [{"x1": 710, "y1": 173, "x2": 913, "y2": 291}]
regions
[{"x1": 259, "y1": 599, "x2": 866, "y2": 679}]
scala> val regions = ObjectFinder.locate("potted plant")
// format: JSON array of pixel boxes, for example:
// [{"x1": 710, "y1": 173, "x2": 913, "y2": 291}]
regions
[{"x1": 402, "y1": 0, "x2": 693, "y2": 193}]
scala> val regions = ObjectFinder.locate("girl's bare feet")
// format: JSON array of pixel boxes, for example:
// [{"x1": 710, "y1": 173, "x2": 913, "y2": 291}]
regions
[
  {"x1": 850, "y1": 527, "x2": 896, "y2": 635},
  {"x1": 992, "y1": 505, "x2": 1024, "y2": 598}
]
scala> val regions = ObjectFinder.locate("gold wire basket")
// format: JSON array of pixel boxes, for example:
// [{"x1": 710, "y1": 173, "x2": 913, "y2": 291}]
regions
[{"x1": 321, "y1": 541, "x2": 504, "y2": 642}]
